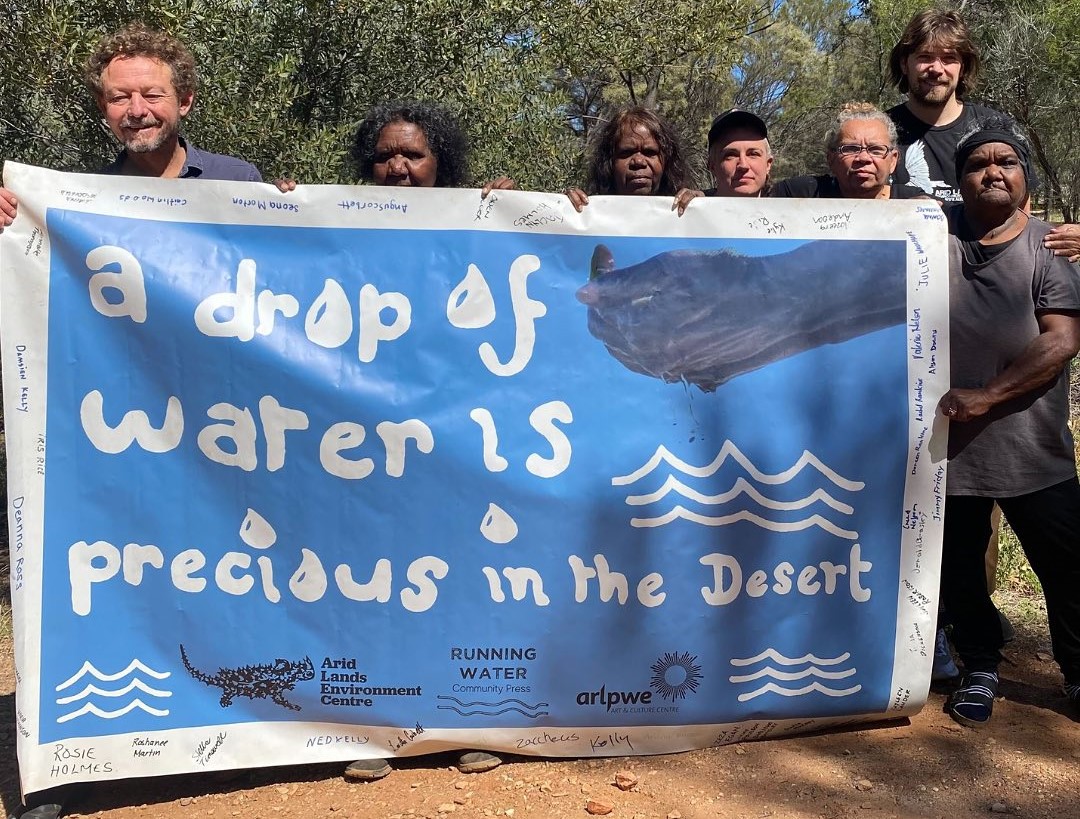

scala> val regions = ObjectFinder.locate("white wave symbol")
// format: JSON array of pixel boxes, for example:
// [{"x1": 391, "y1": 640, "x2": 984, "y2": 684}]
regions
[
  {"x1": 735, "y1": 681, "x2": 862, "y2": 702},
  {"x1": 56, "y1": 678, "x2": 173, "y2": 705},
  {"x1": 729, "y1": 666, "x2": 857, "y2": 683},
  {"x1": 56, "y1": 659, "x2": 171, "y2": 691},
  {"x1": 612, "y1": 442, "x2": 865, "y2": 491},
  {"x1": 626, "y1": 475, "x2": 854, "y2": 514},
  {"x1": 729, "y1": 649, "x2": 860, "y2": 702},
  {"x1": 615, "y1": 444, "x2": 862, "y2": 537},
  {"x1": 630, "y1": 506, "x2": 857, "y2": 538},
  {"x1": 56, "y1": 699, "x2": 170, "y2": 724},
  {"x1": 730, "y1": 649, "x2": 850, "y2": 667},
  {"x1": 55, "y1": 659, "x2": 172, "y2": 723}
]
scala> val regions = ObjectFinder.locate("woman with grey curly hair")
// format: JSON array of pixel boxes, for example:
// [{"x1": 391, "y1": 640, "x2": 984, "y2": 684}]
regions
[
  {"x1": 773, "y1": 102, "x2": 928, "y2": 200},
  {"x1": 273, "y1": 100, "x2": 510, "y2": 193},
  {"x1": 342, "y1": 109, "x2": 509, "y2": 780}
]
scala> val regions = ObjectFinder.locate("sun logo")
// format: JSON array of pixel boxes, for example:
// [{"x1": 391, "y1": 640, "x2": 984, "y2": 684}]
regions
[{"x1": 649, "y1": 651, "x2": 703, "y2": 702}]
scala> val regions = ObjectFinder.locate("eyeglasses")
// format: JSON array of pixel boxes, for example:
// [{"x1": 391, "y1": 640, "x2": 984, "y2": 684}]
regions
[{"x1": 832, "y1": 144, "x2": 894, "y2": 159}]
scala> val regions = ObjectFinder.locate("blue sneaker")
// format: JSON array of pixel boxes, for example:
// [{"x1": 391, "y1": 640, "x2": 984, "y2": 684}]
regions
[
  {"x1": 932, "y1": 627, "x2": 959, "y2": 681},
  {"x1": 946, "y1": 671, "x2": 998, "y2": 726}
]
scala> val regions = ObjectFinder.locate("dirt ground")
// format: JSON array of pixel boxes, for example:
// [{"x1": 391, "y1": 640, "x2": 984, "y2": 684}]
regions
[{"x1": 1, "y1": 596, "x2": 1077, "y2": 819}]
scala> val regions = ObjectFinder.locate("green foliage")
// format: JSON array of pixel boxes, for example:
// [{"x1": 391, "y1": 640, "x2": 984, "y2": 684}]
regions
[
  {"x1": 4, "y1": 1, "x2": 1076, "y2": 204},
  {"x1": 862, "y1": 0, "x2": 1080, "y2": 221},
  {"x1": 996, "y1": 521, "x2": 1043, "y2": 597},
  {"x1": 762, "y1": 1, "x2": 897, "y2": 179},
  {"x1": 0, "y1": 0, "x2": 769, "y2": 191}
]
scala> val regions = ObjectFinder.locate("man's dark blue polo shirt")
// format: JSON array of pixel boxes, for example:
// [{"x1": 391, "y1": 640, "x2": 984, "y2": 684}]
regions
[{"x1": 103, "y1": 136, "x2": 262, "y2": 182}]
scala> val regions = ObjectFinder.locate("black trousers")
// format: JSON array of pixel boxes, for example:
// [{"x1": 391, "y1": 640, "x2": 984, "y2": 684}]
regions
[{"x1": 942, "y1": 477, "x2": 1080, "y2": 682}]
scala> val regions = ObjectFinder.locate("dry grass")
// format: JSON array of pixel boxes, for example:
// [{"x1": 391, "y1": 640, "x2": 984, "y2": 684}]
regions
[
  {"x1": 992, "y1": 360, "x2": 1080, "y2": 626},
  {"x1": 994, "y1": 520, "x2": 1047, "y2": 629}
]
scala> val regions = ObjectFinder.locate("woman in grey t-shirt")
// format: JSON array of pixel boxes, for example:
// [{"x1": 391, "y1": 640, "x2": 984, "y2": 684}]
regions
[{"x1": 937, "y1": 119, "x2": 1080, "y2": 726}]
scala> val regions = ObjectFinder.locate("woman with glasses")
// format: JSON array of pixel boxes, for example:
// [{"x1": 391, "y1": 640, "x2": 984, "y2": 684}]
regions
[{"x1": 773, "y1": 102, "x2": 929, "y2": 200}]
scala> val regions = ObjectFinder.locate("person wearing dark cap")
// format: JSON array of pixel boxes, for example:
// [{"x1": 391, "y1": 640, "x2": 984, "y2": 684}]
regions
[
  {"x1": 671, "y1": 108, "x2": 772, "y2": 212},
  {"x1": 702, "y1": 109, "x2": 773, "y2": 197},
  {"x1": 937, "y1": 118, "x2": 1080, "y2": 726}
]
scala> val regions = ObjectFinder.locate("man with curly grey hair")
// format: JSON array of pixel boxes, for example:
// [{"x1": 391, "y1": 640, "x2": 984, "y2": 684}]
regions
[
  {"x1": 0, "y1": 22, "x2": 261, "y2": 234},
  {"x1": 3, "y1": 27, "x2": 262, "y2": 819},
  {"x1": 88, "y1": 22, "x2": 261, "y2": 181}
]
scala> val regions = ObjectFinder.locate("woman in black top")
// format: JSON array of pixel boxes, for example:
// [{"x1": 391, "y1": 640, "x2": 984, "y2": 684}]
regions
[{"x1": 773, "y1": 102, "x2": 928, "y2": 200}]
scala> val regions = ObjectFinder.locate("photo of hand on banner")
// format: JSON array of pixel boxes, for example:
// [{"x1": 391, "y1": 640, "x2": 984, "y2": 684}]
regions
[{"x1": 577, "y1": 240, "x2": 906, "y2": 391}]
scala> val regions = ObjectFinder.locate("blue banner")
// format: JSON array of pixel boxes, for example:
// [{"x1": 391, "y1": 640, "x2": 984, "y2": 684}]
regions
[{"x1": 1, "y1": 163, "x2": 950, "y2": 793}]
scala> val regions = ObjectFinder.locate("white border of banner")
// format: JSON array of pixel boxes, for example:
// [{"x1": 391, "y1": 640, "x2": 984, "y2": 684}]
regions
[{"x1": 1, "y1": 162, "x2": 950, "y2": 795}]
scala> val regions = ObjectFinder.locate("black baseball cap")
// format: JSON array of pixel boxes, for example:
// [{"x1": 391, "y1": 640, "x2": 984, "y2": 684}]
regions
[{"x1": 708, "y1": 109, "x2": 768, "y2": 145}]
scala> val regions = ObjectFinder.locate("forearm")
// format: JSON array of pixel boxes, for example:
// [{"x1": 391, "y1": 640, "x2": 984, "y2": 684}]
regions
[{"x1": 981, "y1": 330, "x2": 1077, "y2": 407}]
